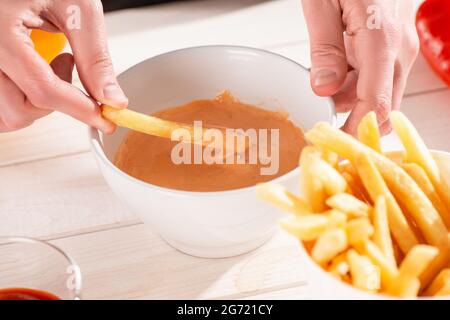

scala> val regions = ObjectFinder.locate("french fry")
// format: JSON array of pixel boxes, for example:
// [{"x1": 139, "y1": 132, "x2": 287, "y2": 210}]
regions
[
  {"x1": 280, "y1": 215, "x2": 329, "y2": 241},
  {"x1": 362, "y1": 240, "x2": 399, "y2": 287},
  {"x1": 355, "y1": 153, "x2": 418, "y2": 254},
  {"x1": 300, "y1": 147, "x2": 328, "y2": 212},
  {"x1": 423, "y1": 269, "x2": 450, "y2": 296},
  {"x1": 419, "y1": 250, "x2": 450, "y2": 289},
  {"x1": 347, "y1": 249, "x2": 381, "y2": 292},
  {"x1": 387, "y1": 245, "x2": 439, "y2": 297},
  {"x1": 398, "y1": 245, "x2": 439, "y2": 278},
  {"x1": 319, "y1": 147, "x2": 339, "y2": 169},
  {"x1": 372, "y1": 196, "x2": 397, "y2": 268},
  {"x1": 347, "y1": 218, "x2": 374, "y2": 246},
  {"x1": 256, "y1": 183, "x2": 311, "y2": 215},
  {"x1": 402, "y1": 163, "x2": 450, "y2": 229},
  {"x1": 305, "y1": 122, "x2": 448, "y2": 249},
  {"x1": 342, "y1": 172, "x2": 367, "y2": 202},
  {"x1": 310, "y1": 159, "x2": 347, "y2": 196},
  {"x1": 102, "y1": 105, "x2": 200, "y2": 143},
  {"x1": 326, "y1": 209, "x2": 348, "y2": 229},
  {"x1": 328, "y1": 253, "x2": 350, "y2": 279},
  {"x1": 326, "y1": 193, "x2": 369, "y2": 218},
  {"x1": 311, "y1": 229, "x2": 348, "y2": 265},
  {"x1": 357, "y1": 111, "x2": 381, "y2": 153},
  {"x1": 392, "y1": 240, "x2": 404, "y2": 266},
  {"x1": 387, "y1": 276, "x2": 421, "y2": 298},
  {"x1": 102, "y1": 105, "x2": 248, "y2": 155},
  {"x1": 435, "y1": 282, "x2": 450, "y2": 296},
  {"x1": 390, "y1": 111, "x2": 450, "y2": 228}
]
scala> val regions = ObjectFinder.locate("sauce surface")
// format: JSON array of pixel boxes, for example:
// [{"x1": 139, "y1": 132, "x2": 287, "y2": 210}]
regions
[
  {"x1": 0, "y1": 288, "x2": 60, "y2": 300},
  {"x1": 115, "y1": 92, "x2": 307, "y2": 191}
]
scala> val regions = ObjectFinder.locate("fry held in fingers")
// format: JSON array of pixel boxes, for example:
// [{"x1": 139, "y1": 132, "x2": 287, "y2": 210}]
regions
[{"x1": 257, "y1": 110, "x2": 450, "y2": 298}]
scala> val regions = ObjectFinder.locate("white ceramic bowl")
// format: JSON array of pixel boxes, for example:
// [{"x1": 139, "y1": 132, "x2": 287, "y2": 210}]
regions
[
  {"x1": 89, "y1": 46, "x2": 336, "y2": 258},
  {"x1": 297, "y1": 150, "x2": 450, "y2": 300}
]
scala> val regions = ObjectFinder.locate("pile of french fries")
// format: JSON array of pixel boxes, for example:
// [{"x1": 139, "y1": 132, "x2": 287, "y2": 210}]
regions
[{"x1": 257, "y1": 111, "x2": 450, "y2": 298}]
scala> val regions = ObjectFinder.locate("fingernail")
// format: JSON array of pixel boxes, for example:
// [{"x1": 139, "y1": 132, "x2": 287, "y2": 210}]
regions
[
  {"x1": 103, "y1": 83, "x2": 128, "y2": 108},
  {"x1": 314, "y1": 69, "x2": 338, "y2": 87}
]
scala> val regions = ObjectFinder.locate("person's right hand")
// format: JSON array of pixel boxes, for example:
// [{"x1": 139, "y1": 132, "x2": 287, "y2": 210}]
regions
[{"x1": 0, "y1": 0, "x2": 128, "y2": 133}]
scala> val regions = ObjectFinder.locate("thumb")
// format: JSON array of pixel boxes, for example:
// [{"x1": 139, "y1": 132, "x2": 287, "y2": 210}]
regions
[{"x1": 302, "y1": 0, "x2": 348, "y2": 96}]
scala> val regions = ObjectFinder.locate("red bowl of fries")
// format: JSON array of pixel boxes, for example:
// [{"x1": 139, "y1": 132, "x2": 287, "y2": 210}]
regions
[{"x1": 257, "y1": 111, "x2": 450, "y2": 299}]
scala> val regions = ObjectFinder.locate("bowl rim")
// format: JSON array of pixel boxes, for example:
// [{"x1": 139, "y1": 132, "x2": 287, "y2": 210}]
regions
[{"x1": 88, "y1": 45, "x2": 337, "y2": 197}]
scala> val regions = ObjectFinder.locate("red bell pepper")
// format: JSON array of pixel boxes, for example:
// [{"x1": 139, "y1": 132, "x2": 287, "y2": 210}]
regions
[{"x1": 416, "y1": 0, "x2": 450, "y2": 86}]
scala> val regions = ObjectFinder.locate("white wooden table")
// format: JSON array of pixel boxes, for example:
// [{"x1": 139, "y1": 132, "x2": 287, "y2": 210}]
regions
[{"x1": 0, "y1": 0, "x2": 448, "y2": 299}]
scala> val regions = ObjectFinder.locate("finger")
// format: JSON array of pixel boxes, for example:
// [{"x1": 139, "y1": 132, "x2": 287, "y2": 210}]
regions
[
  {"x1": 343, "y1": 35, "x2": 397, "y2": 136},
  {"x1": 392, "y1": 34, "x2": 420, "y2": 111},
  {"x1": 332, "y1": 70, "x2": 358, "y2": 113},
  {"x1": 51, "y1": 0, "x2": 128, "y2": 108},
  {"x1": 0, "y1": 35, "x2": 115, "y2": 133},
  {"x1": 0, "y1": 71, "x2": 50, "y2": 131},
  {"x1": 0, "y1": 53, "x2": 78, "y2": 132},
  {"x1": 302, "y1": 0, "x2": 348, "y2": 96},
  {"x1": 391, "y1": 62, "x2": 408, "y2": 111}
]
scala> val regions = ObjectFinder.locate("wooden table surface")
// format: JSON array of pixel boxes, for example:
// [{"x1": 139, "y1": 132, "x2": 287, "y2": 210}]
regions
[{"x1": 1, "y1": 0, "x2": 448, "y2": 299}]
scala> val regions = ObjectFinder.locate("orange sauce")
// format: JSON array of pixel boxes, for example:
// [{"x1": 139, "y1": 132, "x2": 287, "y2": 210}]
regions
[{"x1": 115, "y1": 93, "x2": 306, "y2": 191}]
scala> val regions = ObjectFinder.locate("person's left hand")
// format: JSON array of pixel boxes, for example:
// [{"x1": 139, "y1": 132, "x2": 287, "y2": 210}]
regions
[{"x1": 302, "y1": 0, "x2": 420, "y2": 135}]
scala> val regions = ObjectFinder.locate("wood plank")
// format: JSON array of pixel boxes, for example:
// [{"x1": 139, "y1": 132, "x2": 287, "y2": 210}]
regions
[
  {"x1": 0, "y1": 112, "x2": 88, "y2": 167},
  {"x1": 0, "y1": 152, "x2": 139, "y2": 239},
  {"x1": 401, "y1": 89, "x2": 450, "y2": 152},
  {"x1": 50, "y1": 226, "x2": 310, "y2": 300}
]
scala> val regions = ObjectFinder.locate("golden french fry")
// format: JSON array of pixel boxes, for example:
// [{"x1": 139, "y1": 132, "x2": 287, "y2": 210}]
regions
[
  {"x1": 402, "y1": 163, "x2": 450, "y2": 229},
  {"x1": 392, "y1": 240, "x2": 404, "y2": 266},
  {"x1": 399, "y1": 245, "x2": 439, "y2": 278},
  {"x1": 256, "y1": 183, "x2": 311, "y2": 215},
  {"x1": 423, "y1": 269, "x2": 450, "y2": 296},
  {"x1": 390, "y1": 111, "x2": 450, "y2": 228},
  {"x1": 326, "y1": 209, "x2": 348, "y2": 229},
  {"x1": 346, "y1": 217, "x2": 374, "y2": 246},
  {"x1": 420, "y1": 250, "x2": 450, "y2": 289},
  {"x1": 372, "y1": 196, "x2": 397, "y2": 268},
  {"x1": 310, "y1": 159, "x2": 347, "y2": 196},
  {"x1": 357, "y1": 111, "x2": 381, "y2": 153},
  {"x1": 387, "y1": 276, "x2": 421, "y2": 298},
  {"x1": 299, "y1": 147, "x2": 328, "y2": 212},
  {"x1": 326, "y1": 193, "x2": 369, "y2": 218},
  {"x1": 355, "y1": 153, "x2": 418, "y2": 254},
  {"x1": 319, "y1": 147, "x2": 339, "y2": 169},
  {"x1": 362, "y1": 240, "x2": 399, "y2": 287},
  {"x1": 342, "y1": 172, "x2": 365, "y2": 201},
  {"x1": 328, "y1": 252, "x2": 350, "y2": 279},
  {"x1": 102, "y1": 105, "x2": 199, "y2": 142},
  {"x1": 347, "y1": 249, "x2": 381, "y2": 292},
  {"x1": 311, "y1": 229, "x2": 348, "y2": 265},
  {"x1": 102, "y1": 105, "x2": 248, "y2": 155},
  {"x1": 387, "y1": 245, "x2": 439, "y2": 296},
  {"x1": 280, "y1": 215, "x2": 329, "y2": 241},
  {"x1": 435, "y1": 282, "x2": 450, "y2": 296},
  {"x1": 305, "y1": 122, "x2": 448, "y2": 249}
]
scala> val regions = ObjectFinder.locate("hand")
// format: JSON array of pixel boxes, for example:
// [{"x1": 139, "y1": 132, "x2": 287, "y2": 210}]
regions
[
  {"x1": 302, "y1": 0, "x2": 420, "y2": 135},
  {"x1": 0, "y1": 0, "x2": 128, "y2": 133}
]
